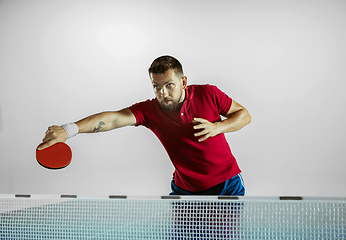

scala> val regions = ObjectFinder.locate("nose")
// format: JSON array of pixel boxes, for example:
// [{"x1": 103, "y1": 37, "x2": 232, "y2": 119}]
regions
[{"x1": 160, "y1": 87, "x2": 169, "y2": 98}]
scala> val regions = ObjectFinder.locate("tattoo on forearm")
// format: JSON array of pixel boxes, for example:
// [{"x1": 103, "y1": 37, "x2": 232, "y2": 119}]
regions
[{"x1": 93, "y1": 121, "x2": 105, "y2": 133}]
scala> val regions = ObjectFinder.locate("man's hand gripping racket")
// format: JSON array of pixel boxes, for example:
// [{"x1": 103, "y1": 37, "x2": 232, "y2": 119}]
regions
[{"x1": 36, "y1": 126, "x2": 72, "y2": 169}]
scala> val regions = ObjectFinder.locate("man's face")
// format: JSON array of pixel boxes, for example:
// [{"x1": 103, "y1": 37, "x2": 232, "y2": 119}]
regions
[{"x1": 150, "y1": 68, "x2": 187, "y2": 112}]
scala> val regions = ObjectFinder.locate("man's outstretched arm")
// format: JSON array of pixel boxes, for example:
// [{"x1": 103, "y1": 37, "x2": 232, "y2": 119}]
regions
[
  {"x1": 193, "y1": 100, "x2": 251, "y2": 142},
  {"x1": 38, "y1": 108, "x2": 136, "y2": 150}
]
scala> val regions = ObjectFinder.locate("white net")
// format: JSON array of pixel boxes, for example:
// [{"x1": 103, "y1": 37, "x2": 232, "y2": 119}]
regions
[{"x1": 0, "y1": 196, "x2": 345, "y2": 239}]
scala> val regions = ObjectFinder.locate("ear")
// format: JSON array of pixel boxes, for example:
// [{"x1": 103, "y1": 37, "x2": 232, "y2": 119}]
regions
[{"x1": 181, "y1": 76, "x2": 187, "y2": 89}]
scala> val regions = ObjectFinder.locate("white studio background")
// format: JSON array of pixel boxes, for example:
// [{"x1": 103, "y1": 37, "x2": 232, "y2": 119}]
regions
[{"x1": 0, "y1": 0, "x2": 345, "y2": 197}]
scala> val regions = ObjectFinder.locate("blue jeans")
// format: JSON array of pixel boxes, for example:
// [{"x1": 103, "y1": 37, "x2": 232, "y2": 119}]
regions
[{"x1": 170, "y1": 173, "x2": 245, "y2": 196}]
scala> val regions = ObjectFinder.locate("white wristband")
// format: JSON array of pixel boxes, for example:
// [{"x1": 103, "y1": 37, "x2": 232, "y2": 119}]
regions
[{"x1": 61, "y1": 123, "x2": 79, "y2": 139}]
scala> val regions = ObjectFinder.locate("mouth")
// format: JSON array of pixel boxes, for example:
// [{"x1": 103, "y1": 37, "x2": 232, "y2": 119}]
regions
[
  {"x1": 162, "y1": 99, "x2": 172, "y2": 104},
  {"x1": 159, "y1": 98, "x2": 177, "y2": 111}
]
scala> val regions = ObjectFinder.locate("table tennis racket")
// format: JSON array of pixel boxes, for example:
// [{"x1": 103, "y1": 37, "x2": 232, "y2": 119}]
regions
[{"x1": 36, "y1": 142, "x2": 72, "y2": 169}]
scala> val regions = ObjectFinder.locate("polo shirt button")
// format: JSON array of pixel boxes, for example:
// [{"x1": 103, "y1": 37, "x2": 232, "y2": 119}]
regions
[{"x1": 181, "y1": 113, "x2": 184, "y2": 116}]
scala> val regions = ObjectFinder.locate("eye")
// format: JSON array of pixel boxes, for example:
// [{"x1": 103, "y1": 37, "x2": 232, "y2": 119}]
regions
[
  {"x1": 153, "y1": 85, "x2": 160, "y2": 89},
  {"x1": 167, "y1": 83, "x2": 174, "y2": 88}
]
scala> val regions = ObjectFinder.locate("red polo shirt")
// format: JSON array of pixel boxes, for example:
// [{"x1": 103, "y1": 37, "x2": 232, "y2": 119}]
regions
[{"x1": 128, "y1": 84, "x2": 241, "y2": 192}]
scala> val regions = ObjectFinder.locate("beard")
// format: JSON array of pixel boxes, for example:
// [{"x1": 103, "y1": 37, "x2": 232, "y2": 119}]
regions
[
  {"x1": 158, "y1": 90, "x2": 185, "y2": 112},
  {"x1": 159, "y1": 98, "x2": 180, "y2": 112}
]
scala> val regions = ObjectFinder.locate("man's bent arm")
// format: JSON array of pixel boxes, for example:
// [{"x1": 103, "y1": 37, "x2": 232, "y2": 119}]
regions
[
  {"x1": 193, "y1": 100, "x2": 251, "y2": 142},
  {"x1": 216, "y1": 100, "x2": 251, "y2": 134}
]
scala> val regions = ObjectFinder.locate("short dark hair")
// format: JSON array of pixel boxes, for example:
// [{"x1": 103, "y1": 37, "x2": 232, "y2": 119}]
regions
[{"x1": 148, "y1": 55, "x2": 184, "y2": 77}]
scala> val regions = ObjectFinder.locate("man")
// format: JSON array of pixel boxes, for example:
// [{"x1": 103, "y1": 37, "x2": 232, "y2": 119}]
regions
[{"x1": 39, "y1": 55, "x2": 251, "y2": 196}]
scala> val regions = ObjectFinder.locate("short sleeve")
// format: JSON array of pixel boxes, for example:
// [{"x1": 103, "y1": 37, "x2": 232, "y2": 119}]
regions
[
  {"x1": 128, "y1": 100, "x2": 153, "y2": 127},
  {"x1": 211, "y1": 85, "x2": 232, "y2": 116}
]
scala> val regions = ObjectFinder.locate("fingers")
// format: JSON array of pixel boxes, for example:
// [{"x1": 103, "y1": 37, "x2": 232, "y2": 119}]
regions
[
  {"x1": 42, "y1": 126, "x2": 58, "y2": 142},
  {"x1": 192, "y1": 118, "x2": 208, "y2": 124},
  {"x1": 193, "y1": 123, "x2": 206, "y2": 130},
  {"x1": 192, "y1": 118, "x2": 212, "y2": 142},
  {"x1": 197, "y1": 134, "x2": 210, "y2": 142},
  {"x1": 194, "y1": 129, "x2": 208, "y2": 137},
  {"x1": 37, "y1": 140, "x2": 57, "y2": 150},
  {"x1": 192, "y1": 117, "x2": 221, "y2": 142},
  {"x1": 193, "y1": 118, "x2": 209, "y2": 130},
  {"x1": 38, "y1": 125, "x2": 67, "y2": 150},
  {"x1": 194, "y1": 128, "x2": 211, "y2": 142}
]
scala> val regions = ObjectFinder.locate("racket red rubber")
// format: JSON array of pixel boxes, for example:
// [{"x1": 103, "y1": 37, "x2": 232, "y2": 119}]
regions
[{"x1": 36, "y1": 142, "x2": 72, "y2": 169}]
